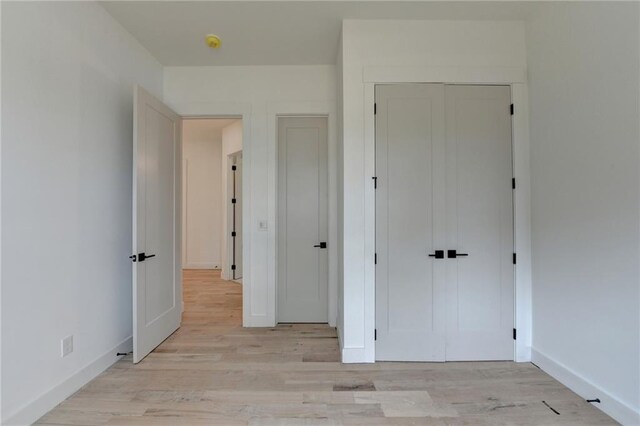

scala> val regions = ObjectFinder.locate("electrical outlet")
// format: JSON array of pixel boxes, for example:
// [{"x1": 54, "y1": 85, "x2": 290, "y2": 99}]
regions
[{"x1": 61, "y1": 335, "x2": 73, "y2": 357}]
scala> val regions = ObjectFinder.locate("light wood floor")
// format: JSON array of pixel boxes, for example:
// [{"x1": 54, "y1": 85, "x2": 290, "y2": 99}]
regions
[{"x1": 37, "y1": 270, "x2": 615, "y2": 425}]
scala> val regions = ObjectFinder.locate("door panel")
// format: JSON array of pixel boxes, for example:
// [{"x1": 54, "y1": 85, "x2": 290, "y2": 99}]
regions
[
  {"x1": 133, "y1": 86, "x2": 181, "y2": 363},
  {"x1": 277, "y1": 117, "x2": 328, "y2": 323},
  {"x1": 444, "y1": 85, "x2": 514, "y2": 361},
  {"x1": 375, "y1": 84, "x2": 446, "y2": 361}
]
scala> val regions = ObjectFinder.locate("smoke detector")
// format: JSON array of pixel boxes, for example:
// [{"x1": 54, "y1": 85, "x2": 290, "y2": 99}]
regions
[{"x1": 205, "y1": 34, "x2": 221, "y2": 49}]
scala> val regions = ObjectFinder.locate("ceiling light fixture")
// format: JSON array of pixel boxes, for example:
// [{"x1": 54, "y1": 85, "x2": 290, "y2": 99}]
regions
[{"x1": 205, "y1": 34, "x2": 221, "y2": 49}]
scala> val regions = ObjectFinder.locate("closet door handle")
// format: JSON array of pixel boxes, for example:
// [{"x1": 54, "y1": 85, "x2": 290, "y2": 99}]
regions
[
  {"x1": 428, "y1": 250, "x2": 444, "y2": 259},
  {"x1": 447, "y1": 250, "x2": 468, "y2": 258},
  {"x1": 135, "y1": 252, "x2": 156, "y2": 262},
  {"x1": 314, "y1": 242, "x2": 327, "y2": 249}
]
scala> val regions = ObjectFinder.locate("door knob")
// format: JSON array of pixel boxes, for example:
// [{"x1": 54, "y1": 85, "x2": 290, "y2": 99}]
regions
[
  {"x1": 428, "y1": 250, "x2": 444, "y2": 259},
  {"x1": 447, "y1": 250, "x2": 468, "y2": 258},
  {"x1": 314, "y1": 242, "x2": 327, "y2": 249}
]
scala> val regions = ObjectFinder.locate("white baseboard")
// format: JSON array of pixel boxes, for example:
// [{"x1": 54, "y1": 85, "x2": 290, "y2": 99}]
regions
[
  {"x1": 532, "y1": 348, "x2": 640, "y2": 425},
  {"x1": 243, "y1": 315, "x2": 274, "y2": 327},
  {"x1": 183, "y1": 262, "x2": 220, "y2": 270},
  {"x1": 341, "y1": 346, "x2": 372, "y2": 363},
  {"x1": 4, "y1": 336, "x2": 133, "y2": 426}
]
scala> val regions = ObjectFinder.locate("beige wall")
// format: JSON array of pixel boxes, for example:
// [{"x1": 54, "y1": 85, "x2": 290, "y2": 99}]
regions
[{"x1": 182, "y1": 119, "x2": 234, "y2": 269}]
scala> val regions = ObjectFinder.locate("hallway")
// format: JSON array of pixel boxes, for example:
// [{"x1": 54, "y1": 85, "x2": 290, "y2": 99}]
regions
[{"x1": 35, "y1": 271, "x2": 614, "y2": 425}]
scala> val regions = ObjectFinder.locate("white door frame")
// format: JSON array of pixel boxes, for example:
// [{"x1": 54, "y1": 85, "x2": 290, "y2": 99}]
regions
[
  {"x1": 165, "y1": 102, "x2": 252, "y2": 325},
  {"x1": 271, "y1": 106, "x2": 337, "y2": 327},
  {"x1": 363, "y1": 67, "x2": 532, "y2": 362},
  {"x1": 275, "y1": 115, "x2": 330, "y2": 323}
]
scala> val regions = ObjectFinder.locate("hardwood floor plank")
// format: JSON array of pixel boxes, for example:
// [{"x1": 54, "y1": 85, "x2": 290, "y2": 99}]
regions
[{"x1": 36, "y1": 270, "x2": 617, "y2": 425}]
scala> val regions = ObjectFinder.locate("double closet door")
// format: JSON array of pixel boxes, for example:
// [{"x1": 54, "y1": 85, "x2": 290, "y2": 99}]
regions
[{"x1": 375, "y1": 84, "x2": 514, "y2": 362}]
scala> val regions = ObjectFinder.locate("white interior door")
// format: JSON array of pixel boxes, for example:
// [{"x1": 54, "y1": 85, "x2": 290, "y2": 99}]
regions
[
  {"x1": 133, "y1": 86, "x2": 182, "y2": 363},
  {"x1": 233, "y1": 155, "x2": 243, "y2": 280},
  {"x1": 375, "y1": 84, "x2": 514, "y2": 362},
  {"x1": 277, "y1": 117, "x2": 328, "y2": 323},
  {"x1": 375, "y1": 84, "x2": 447, "y2": 361},
  {"x1": 444, "y1": 85, "x2": 514, "y2": 360}
]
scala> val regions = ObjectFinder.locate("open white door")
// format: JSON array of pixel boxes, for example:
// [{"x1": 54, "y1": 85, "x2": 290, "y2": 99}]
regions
[{"x1": 132, "y1": 86, "x2": 182, "y2": 363}]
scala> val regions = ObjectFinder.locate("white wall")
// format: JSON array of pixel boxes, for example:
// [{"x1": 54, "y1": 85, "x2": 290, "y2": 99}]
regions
[
  {"x1": 182, "y1": 120, "x2": 223, "y2": 269},
  {"x1": 526, "y1": 3, "x2": 640, "y2": 424},
  {"x1": 164, "y1": 65, "x2": 337, "y2": 327},
  {"x1": 340, "y1": 20, "x2": 527, "y2": 362},
  {"x1": 1, "y1": 2, "x2": 163, "y2": 424},
  {"x1": 221, "y1": 120, "x2": 243, "y2": 280}
]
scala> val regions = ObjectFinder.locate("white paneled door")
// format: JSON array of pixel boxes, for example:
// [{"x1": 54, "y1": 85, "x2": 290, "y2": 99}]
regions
[
  {"x1": 133, "y1": 86, "x2": 182, "y2": 363},
  {"x1": 444, "y1": 85, "x2": 514, "y2": 361},
  {"x1": 375, "y1": 84, "x2": 514, "y2": 362},
  {"x1": 375, "y1": 84, "x2": 447, "y2": 361},
  {"x1": 277, "y1": 117, "x2": 328, "y2": 323}
]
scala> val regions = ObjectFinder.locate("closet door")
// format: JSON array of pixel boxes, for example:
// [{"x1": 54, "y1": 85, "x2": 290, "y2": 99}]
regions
[
  {"x1": 277, "y1": 117, "x2": 329, "y2": 323},
  {"x1": 375, "y1": 84, "x2": 447, "y2": 361},
  {"x1": 444, "y1": 85, "x2": 514, "y2": 361}
]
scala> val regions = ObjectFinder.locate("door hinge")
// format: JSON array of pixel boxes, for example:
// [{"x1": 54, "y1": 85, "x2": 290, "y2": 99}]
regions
[
  {"x1": 231, "y1": 231, "x2": 236, "y2": 237},
  {"x1": 232, "y1": 165, "x2": 237, "y2": 171},
  {"x1": 374, "y1": 253, "x2": 377, "y2": 264},
  {"x1": 512, "y1": 178, "x2": 516, "y2": 189},
  {"x1": 510, "y1": 104, "x2": 514, "y2": 115},
  {"x1": 231, "y1": 264, "x2": 236, "y2": 271},
  {"x1": 232, "y1": 198, "x2": 236, "y2": 204},
  {"x1": 374, "y1": 329, "x2": 377, "y2": 340},
  {"x1": 372, "y1": 176, "x2": 377, "y2": 189},
  {"x1": 513, "y1": 253, "x2": 517, "y2": 264},
  {"x1": 513, "y1": 328, "x2": 517, "y2": 340},
  {"x1": 374, "y1": 103, "x2": 377, "y2": 115}
]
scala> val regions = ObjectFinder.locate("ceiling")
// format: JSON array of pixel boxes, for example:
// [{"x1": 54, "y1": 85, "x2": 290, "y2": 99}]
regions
[{"x1": 101, "y1": 1, "x2": 538, "y2": 66}]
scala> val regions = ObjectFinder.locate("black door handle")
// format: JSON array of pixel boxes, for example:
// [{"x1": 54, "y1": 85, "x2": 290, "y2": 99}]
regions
[
  {"x1": 428, "y1": 250, "x2": 444, "y2": 259},
  {"x1": 314, "y1": 242, "x2": 327, "y2": 249},
  {"x1": 448, "y1": 250, "x2": 469, "y2": 258},
  {"x1": 131, "y1": 252, "x2": 156, "y2": 262}
]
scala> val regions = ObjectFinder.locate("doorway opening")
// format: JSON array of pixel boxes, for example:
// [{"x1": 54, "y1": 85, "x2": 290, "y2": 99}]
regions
[{"x1": 181, "y1": 117, "x2": 243, "y2": 321}]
